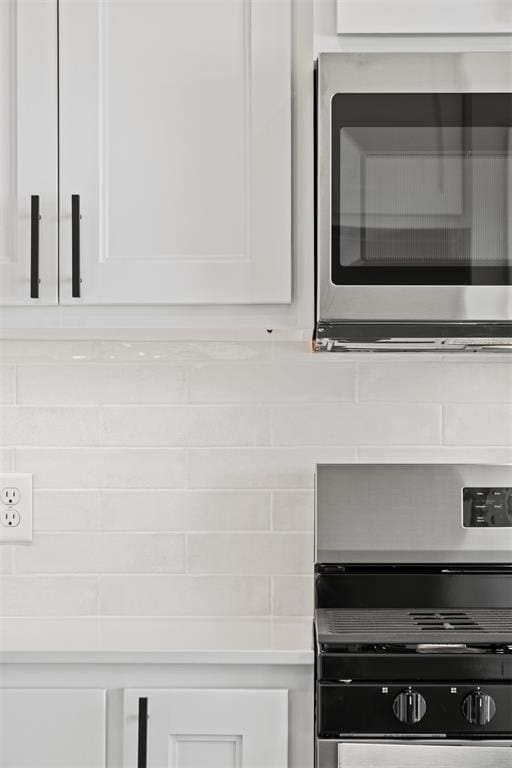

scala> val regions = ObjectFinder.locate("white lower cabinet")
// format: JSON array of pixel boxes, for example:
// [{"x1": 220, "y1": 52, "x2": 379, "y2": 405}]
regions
[
  {"x1": 123, "y1": 688, "x2": 288, "y2": 768},
  {"x1": 0, "y1": 688, "x2": 106, "y2": 768}
]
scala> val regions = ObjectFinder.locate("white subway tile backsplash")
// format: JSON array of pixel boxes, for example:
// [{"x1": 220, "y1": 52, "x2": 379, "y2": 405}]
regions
[
  {"x1": 100, "y1": 490, "x2": 270, "y2": 531},
  {"x1": 0, "y1": 547, "x2": 13, "y2": 574},
  {"x1": 100, "y1": 406, "x2": 271, "y2": 446},
  {"x1": 17, "y1": 364, "x2": 187, "y2": 404},
  {"x1": 0, "y1": 575, "x2": 98, "y2": 616},
  {"x1": 272, "y1": 575, "x2": 313, "y2": 616},
  {"x1": 188, "y1": 447, "x2": 357, "y2": 489},
  {"x1": 16, "y1": 448, "x2": 187, "y2": 489},
  {"x1": 0, "y1": 449, "x2": 15, "y2": 472},
  {"x1": 444, "y1": 404, "x2": 512, "y2": 445},
  {"x1": 188, "y1": 362, "x2": 355, "y2": 403},
  {"x1": 100, "y1": 340, "x2": 273, "y2": 363},
  {"x1": 0, "y1": 367, "x2": 15, "y2": 403},
  {"x1": 357, "y1": 445, "x2": 512, "y2": 462},
  {"x1": 272, "y1": 404, "x2": 442, "y2": 445},
  {"x1": 0, "y1": 340, "x2": 100, "y2": 363},
  {"x1": 1, "y1": 343, "x2": 511, "y2": 619},
  {"x1": 99, "y1": 574, "x2": 270, "y2": 616},
  {"x1": 272, "y1": 491, "x2": 314, "y2": 531},
  {"x1": 33, "y1": 491, "x2": 101, "y2": 531},
  {"x1": 187, "y1": 533, "x2": 313, "y2": 574},
  {"x1": 359, "y1": 362, "x2": 512, "y2": 403},
  {"x1": 0, "y1": 406, "x2": 99, "y2": 446},
  {"x1": 15, "y1": 533, "x2": 185, "y2": 574}
]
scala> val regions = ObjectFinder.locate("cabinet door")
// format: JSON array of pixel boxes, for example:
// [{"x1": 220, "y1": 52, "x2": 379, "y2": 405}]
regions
[
  {"x1": 0, "y1": 0, "x2": 58, "y2": 306},
  {"x1": 337, "y1": 0, "x2": 512, "y2": 34},
  {"x1": 123, "y1": 688, "x2": 287, "y2": 768},
  {"x1": 0, "y1": 688, "x2": 105, "y2": 767},
  {"x1": 59, "y1": 0, "x2": 291, "y2": 305}
]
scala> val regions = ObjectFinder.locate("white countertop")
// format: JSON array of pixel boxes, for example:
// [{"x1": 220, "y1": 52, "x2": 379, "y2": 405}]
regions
[{"x1": 0, "y1": 618, "x2": 314, "y2": 664}]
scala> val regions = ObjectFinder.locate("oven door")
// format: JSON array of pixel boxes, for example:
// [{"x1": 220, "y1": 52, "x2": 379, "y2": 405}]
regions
[
  {"x1": 317, "y1": 740, "x2": 512, "y2": 768},
  {"x1": 317, "y1": 53, "x2": 512, "y2": 323}
]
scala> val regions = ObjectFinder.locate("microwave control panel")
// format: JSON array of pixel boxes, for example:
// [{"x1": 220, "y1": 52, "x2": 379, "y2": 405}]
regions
[{"x1": 463, "y1": 487, "x2": 512, "y2": 528}]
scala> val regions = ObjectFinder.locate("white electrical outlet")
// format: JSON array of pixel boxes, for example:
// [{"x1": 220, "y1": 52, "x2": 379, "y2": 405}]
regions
[
  {"x1": 2, "y1": 487, "x2": 21, "y2": 505},
  {"x1": 0, "y1": 474, "x2": 32, "y2": 543},
  {"x1": 2, "y1": 508, "x2": 21, "y2": 527}
]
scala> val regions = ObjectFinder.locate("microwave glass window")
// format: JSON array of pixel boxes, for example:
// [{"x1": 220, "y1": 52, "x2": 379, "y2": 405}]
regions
[{"x1": 331, "y1": 94, "x2": 512, "y2": 285}]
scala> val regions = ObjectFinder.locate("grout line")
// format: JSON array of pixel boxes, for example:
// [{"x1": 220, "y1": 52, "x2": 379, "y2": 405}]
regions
[
  {"x1": 22, "y1": 529, "x2": 312, "y2": 535},
  {"x1": 12, "y1": 567, "x2": 311, "y2": 577}
]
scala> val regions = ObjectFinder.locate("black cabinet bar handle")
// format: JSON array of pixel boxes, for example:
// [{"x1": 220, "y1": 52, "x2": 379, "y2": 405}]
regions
[
  {"x1": 30, "y1": 195, "x2": 40, "y2": 299},
  {"x1": 71, "y1": 194, "x2": 81, "y2": 298},
  {"x1": 137, "y1": 697, "x2": 148, "y2": 768}
]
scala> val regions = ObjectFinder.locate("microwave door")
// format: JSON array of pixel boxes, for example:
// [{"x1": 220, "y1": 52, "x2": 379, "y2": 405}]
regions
[
  {"x1": 338, "y1": 742, "x2": 512, "y2": 768},
  {"x1": 316, "y1": 57, "x2": 512, "y2": 335}
]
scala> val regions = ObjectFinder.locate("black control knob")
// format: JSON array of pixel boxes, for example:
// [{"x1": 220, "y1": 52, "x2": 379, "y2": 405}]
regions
[
  {"x1": 393, "y1": 689, "x2": 427, "y2": 725},
  {"x1": 462, "y1": 690, "x2": 496, "y2": 726}
]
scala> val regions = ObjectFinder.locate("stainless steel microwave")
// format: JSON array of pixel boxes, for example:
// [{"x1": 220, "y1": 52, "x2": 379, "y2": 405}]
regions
[{"x1": 315, "y1": 53, "x2": 512, "y2": 352}]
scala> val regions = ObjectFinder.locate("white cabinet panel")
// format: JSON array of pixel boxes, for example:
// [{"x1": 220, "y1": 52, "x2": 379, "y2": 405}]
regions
[
  {"x1": 123, "y1": 688, "x2": 288, "y2": 768},
  {"x1": 0, "y1": 688, "x2": 105, "y2": 767},
  {"x1": 0, "y1": 0, "x2": 58, "y2": 305},
  {"x1": 173, "y1": 735, "x2": 242, "y2": 768},
  {"x1": 337, "y1": 1, "x2": 512, "y2": 34},
  {"x1": 59, "y1": 0, "x2": 291, "y2": 305}
]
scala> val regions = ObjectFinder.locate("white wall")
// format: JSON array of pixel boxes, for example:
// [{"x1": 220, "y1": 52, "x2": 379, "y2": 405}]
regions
[{"x1": 0, "y1": 340, "x2": 511, "y2": 619}]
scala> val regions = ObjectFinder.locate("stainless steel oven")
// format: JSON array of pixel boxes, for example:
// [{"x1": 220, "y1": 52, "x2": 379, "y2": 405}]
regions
[
  {"x1": 314, "y1": 464, "x2": 512, "y2": 767},
  {"x1": 319, "y1": 740, "x2": 512, "y2": 767},
  {"x1": 315, "y1": 53, "x2": 512, "y2": 351}
]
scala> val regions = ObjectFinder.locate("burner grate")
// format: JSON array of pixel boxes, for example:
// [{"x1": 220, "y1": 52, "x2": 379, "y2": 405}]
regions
[
  {"x1": 317, "y1": 608, "x2": 512, "y2": 646},
  {"x1": 411, "y1": 611, "x2": 481, "y2": 632}
]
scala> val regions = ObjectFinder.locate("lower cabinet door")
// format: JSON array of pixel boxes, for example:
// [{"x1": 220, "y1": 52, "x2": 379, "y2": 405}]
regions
[
  {"x1": 0, "y1": 688, "x2": 105, "y2": 768},
  {"x1": 123, "y1": 688, "x2": 288, "y2": 768}
]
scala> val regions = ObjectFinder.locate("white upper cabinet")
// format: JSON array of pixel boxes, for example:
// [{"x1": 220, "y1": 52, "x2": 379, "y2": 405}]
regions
[
  {"x1": 0, "y1": 688, "x2": 105, "y2": 767},
  {"x1": 337, "y1": 0, "x2": 512, "y2": 34},
  {"x1": 123, "y1": 688, "x2": 288, "y2": 768},
  {"x1": 0, "y1": 0, "x2": 58, "y2": 305},
  {"x1": 59, "y1": 0, "x2": 292, "y2": 305}
]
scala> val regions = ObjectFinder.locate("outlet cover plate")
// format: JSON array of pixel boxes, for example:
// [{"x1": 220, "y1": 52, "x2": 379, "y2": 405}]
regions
[{"x1": 0, "y1": 474, "x2": 32, "y2": 543}]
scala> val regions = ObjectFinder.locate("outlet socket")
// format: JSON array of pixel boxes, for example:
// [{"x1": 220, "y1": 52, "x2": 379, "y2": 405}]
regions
[
  {"x1": 0, "y1": 474, "x2": 32, "y2": 543},
  {"x1": 2, "y1": 487, "x2": 21, "y2": 505},
  {"x1": 1, "y1": 509, "x2": 20, "y2": 527}
]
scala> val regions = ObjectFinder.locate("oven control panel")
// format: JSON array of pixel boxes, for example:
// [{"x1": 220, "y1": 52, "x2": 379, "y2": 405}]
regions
[
  {"x1": 318, "y1": 683, "x2": 512, "y2": 737},
  {"x1": 463, "y1": 488, "x2": 512, "y2": 528}
]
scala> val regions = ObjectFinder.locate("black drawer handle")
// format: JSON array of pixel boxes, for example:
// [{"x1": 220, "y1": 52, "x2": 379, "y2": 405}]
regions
[
  {"x1": 137, "y1": 697, "x2": 148, "y2": 768},
  {"x1": 71, "y1": 194, "x2": 81, "y2": 298},
  {"x1": 30, "y1": 195, "x2": 40, "y2": 299}
]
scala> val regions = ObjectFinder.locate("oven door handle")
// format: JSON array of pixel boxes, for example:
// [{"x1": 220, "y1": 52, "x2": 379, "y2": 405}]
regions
[{"x1": 337, "y1": 742, "x2": 512, "y2": 768}]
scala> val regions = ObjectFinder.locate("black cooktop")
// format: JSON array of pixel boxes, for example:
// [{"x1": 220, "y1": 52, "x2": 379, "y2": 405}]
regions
[{"x1": 316, "y1": 607, "x2": 512, "y2": 646}]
